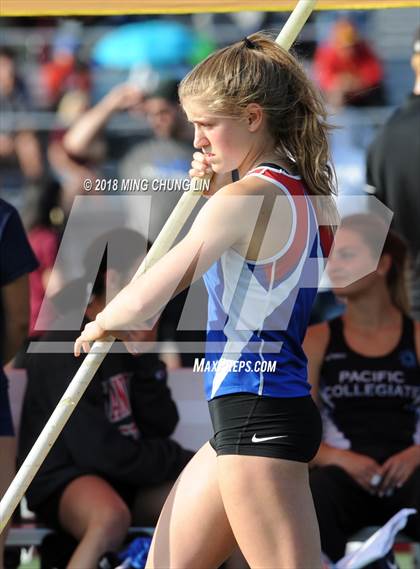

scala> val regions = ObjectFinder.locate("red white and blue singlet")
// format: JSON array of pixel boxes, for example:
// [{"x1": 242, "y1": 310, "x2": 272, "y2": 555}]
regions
[{"x1": 203, "y1": 164, "x2": 331, "y2": 401}]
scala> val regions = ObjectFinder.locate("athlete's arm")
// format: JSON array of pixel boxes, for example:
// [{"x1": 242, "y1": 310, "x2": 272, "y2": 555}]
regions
[
  {"x1": 304, "y1": 323, "x2": 383, "y2": 489},
  {"x1": 303, "y1": 323, "x2": 346, "y2": 467},
  {"x1": 74, "y1": 183, "x2": 262, "y2": 354},
  {"x1": 2, "y1": 275, "x2": 30, "y2": 364},
  {"x1": 304, "y1": 323, "x2": 353, "y2": 466},
  {"x1": 303, "y1": 323, "x2": 343, "y2": 468},
  {"x1": 302, "y1": 322, "x2": 329, "y2": 403},
  {"x1": 376, "y1": 321, "x2": 420, "y2": 493},
  {"x1": 63, "y1": 84, "x2": 142, "y2": 158}
]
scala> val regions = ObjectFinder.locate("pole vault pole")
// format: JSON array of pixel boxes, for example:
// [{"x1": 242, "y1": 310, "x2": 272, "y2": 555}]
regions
[{"x1": 0, "y1": 0, "x2": 317, "y2": 533}]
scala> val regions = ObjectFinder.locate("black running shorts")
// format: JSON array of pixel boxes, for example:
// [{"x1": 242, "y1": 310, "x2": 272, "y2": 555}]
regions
[{"x1": 209, "y1": 393, "x2": 322, "y2": 462}]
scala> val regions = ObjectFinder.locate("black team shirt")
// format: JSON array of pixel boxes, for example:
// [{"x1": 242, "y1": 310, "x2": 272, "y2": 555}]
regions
[
  {"x1": 18, "y1": 325, "x2": 192, "y2": 511},
  {"x1": 366, "y1": 93, "x2": 420, "y2": 257}
]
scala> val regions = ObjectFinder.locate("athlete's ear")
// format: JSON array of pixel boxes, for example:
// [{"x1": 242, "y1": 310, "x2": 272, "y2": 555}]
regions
[
  {"x1": 377, "y1": 253, "x2": 392, "y2": 277},
  {"x1": 245, "y1": 103, "x2": 264, "y2": 132}
]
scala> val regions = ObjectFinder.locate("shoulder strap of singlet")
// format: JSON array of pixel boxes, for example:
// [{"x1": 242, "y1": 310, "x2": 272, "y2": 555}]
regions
[
  {"x1": 258, "y1": 162, "x2": 292, "y2": 174},
  {"x1": 231, "y1": 163, "x2": 294, "y2": 181},
  {"x1": 254, "y1": 162, "x2": 296, "y2": 176},
  {"x1": 326, "y1": 316, "x2": 348, "y2": 353},
  {"x1": 249, "y1": 162, "x2": 332, "y2": 259}
]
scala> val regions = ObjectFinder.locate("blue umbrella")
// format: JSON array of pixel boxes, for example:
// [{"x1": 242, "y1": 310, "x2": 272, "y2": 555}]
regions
[{"x1": 92, "y1": 20, "x2": 213, "y2": 69}]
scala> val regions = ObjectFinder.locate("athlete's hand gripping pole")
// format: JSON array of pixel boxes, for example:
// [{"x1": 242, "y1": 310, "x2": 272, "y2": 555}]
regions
[{"x1": 0, "y1": 0, "x2": 317, "y2": 533}]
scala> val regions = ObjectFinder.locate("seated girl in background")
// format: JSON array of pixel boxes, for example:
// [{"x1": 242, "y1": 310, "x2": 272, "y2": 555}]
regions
[
  {"x1": 304, "y1": 214, "x2": 420, "y2": 561},
  {"x1": 19, "y1": 229, "x2": 193, "y2": 569}
]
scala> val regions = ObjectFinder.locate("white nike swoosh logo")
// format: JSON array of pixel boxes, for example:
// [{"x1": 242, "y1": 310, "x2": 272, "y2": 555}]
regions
[{"x1": 251, "y1": 434, "x2": 288, "y2": 443}]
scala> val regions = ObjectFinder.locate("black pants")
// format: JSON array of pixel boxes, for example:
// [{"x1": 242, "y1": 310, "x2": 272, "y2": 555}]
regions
[{"x1": 310, "y1": 465, "x2": 420, "y2": 561}]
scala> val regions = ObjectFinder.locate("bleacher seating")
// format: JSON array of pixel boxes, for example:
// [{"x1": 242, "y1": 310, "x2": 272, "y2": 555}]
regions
[
  {"x1": 4, "y1": 367, "x2": 210, "y2": 552},
  {"x1": 5, "y1": 368, "x2": 420, "y2": 563}
]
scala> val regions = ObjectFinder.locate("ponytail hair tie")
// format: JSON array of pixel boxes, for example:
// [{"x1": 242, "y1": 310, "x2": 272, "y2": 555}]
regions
[{"x1": 243, "y1": 37, "x2": 257, "y2": 49}]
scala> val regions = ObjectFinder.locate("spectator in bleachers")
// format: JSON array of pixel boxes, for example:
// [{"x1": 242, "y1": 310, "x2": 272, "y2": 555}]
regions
[
  {"x1": 13, "y1": 179, "x2": 64, "y2": 369},
  {"x1": 313, "y1": 18, "x2": 385, "y2": 108},
  {"x1": 40, "y1": 22, "x2": 91, "y2": 109},
  {"x1": 0, "y1": 198, "x2": 38, "y2": 567},
  {"x1": 63, "y1": 77, "x2": 204, "y2": 369},
  {"x1": 27, "y1": 179, "x2": 64, "y2": 335},
  {"x1": 48, "y1": 89, "x2": 102, "y2": 215},
  {"x1": 18, "y1": 228, "x2": 193, "y2": 569},
  {"x1": 366, "y1": 27, "x2": 420, "y2": 321},
  {"x1": 304, "y1": 215, "x2": 420, "y2": 561},
  {"x1": 63, "y1": 77, "x2": 192, "y2": 242},
  {"x1": 0, "y1": 47, "x2": 44, "y2": 186}
]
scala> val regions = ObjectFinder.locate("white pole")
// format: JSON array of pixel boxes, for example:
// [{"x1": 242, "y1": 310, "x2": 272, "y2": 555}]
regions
[
  {"x1": 0, "y1": 0, "x2": 317, "y2": 533},
  {"x1": 275, "y1": 0, "x2": 317, "y2": 49}
]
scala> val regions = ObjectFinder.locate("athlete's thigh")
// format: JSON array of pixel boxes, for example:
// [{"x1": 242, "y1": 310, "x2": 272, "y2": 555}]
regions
[
  {"x1": 218, "y1": 454, "x2": 322, "y2": 569},
  {"x1": 145, "y1": 442, "x2": 237, "y2": 569},
  {"x1": 58, "y1": 475, "x2": 130, "y2": 540}
]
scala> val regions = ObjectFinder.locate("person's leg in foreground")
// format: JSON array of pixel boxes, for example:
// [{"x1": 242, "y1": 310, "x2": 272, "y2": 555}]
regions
[
  {"x1": 0, "y1": 436, "x2": 16, "y2": 568},
  {"x1": 219, "y1": 454, "x2": 321, "y2": 569},
  {"x1": 57, "y1": 475, "x2": 131, "y2": 568},
  {"x1": 145, "y1": 443, "x2": 244, "y2": 569},
  {"x1": 146, "y1": 442, "x2": 321, "y2": 569}
]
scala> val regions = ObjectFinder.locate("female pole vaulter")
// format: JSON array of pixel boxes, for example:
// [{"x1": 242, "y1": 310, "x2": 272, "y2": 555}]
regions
[{"x1": 75, "y1": 32, "x2": 336, "y2": 568}]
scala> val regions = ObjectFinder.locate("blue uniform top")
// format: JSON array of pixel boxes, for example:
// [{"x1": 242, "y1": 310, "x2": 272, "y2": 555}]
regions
[
  {"x1": 0, "y1": 198, "x2": 38, "y2": 435},
  {"x1": 0, "y1": 198, "x2": 39, "y2": 355},
  {"x1": 202, "y1": 165, "x2": 331, "y2": 401}
]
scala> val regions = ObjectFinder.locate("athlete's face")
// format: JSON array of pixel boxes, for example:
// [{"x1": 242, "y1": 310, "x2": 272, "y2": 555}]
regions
[
  {"x1": 327, "y1": 228, "x2": 384, "y2": 297},
  {"x1": 182, "y1": 98, "x2": 255, "y2": 174}
]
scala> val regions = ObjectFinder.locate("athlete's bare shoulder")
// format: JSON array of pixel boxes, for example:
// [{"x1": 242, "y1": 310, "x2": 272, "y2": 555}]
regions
[
  {"x1": 191, "y1": 179, "x2": 264, "y2": 250},
  {"x1": 215, "y1": 174, "x2": 286, "y2": 198},
  {"x1": 213, "y1": 177, "x2": 255, "y2": 197},
  {"x1": 199, "y1": 172, "x2": 295, "y2": 261},
  {"x1": 303, "y1": 322, "x2": 330, "y2": 393},
  {"x1": 304, "y1": 322, "x2": 330, "y2": 355},
  {"x1": 205, "y1": 177, "x2": 273, "y2": 218}
]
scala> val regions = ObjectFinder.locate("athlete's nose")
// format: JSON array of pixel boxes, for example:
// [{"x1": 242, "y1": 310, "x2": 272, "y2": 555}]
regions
[{"x1": 193, "y1": 126, "x2": 209, "y2": 150}]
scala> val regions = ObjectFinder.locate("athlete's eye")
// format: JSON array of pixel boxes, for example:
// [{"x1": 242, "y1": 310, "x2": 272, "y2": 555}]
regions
[{"x1": 339, "y1": 250, "x2": 357, "y2": 260}]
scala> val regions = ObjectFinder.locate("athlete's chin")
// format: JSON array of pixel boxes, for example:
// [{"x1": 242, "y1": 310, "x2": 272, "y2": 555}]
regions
[
  {"x1": 211, "y1": 163, "x2": 224, "y2": 174},
  {"x1": 330, "y1": 276, "x2": 354, "y2": 291},
  {"x1": 209, "y1": 159, "x2": 230, "y2": 173},
  {"x1": 331, "y1": 286, "x2": 350, "y2": 298}
]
